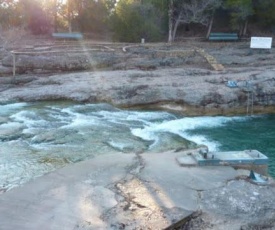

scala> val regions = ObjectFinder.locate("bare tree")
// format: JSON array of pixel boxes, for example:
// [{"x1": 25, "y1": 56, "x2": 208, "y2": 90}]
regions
[{"x1": 168, "y1": 0, "x2": 222, "y2": 42}]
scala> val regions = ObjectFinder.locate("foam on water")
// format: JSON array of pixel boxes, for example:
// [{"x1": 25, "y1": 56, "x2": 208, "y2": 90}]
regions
[
  {"x1": 61, "y1": 113, "x2": 107, "y2": 128},
  {"x1": 131, "y1": 116, "x2": 246, "y2": 151},
  {"x1": 10, "y1": 111, "x2": 50, "y2": 129},
  {"x1": 107, "y1": 140, "x2": 131, "y2": 151},
  {"x1": 60, "y1": 107, "x2": 113, "y2": 129},
  {"x1": 0, "y1": 102, "x2": 259, "y2": 191},
  {"x1": 125, "y1": 111, "x2": 176, "y2": 122},
  {"x1": 0, "y1": 102, "x2": 28, "y2": 116},
  {"x1": 60, "y1": 106, "x2": 175, "y2": 130},
  {"x1": 131, "y1": 128, "x2": 156, "y2": 141},
  {"x1": 0, "y1": 122, "x2": 24, "y2": 130},
  {"x1": 184, "y1": 134, "x2": 220, "y2": 151}
]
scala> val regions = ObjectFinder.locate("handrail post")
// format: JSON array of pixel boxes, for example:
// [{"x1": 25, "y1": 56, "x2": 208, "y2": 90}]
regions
[{"x1": 12, "y1": 53, "x2": 16, "y2": 76}]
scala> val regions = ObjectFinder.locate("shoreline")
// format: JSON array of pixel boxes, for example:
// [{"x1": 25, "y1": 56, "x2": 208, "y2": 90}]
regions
[{"x1": 0, "y1": 66, "x2": 275, "y2": 117}]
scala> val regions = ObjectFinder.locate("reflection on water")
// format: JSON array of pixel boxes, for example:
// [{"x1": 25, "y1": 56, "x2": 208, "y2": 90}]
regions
[{"x1": 0, "y1": 102, "x2": 274, "y2": 191}]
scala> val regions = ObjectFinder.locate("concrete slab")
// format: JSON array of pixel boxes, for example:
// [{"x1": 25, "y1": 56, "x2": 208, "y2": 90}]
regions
[
  {"x1": 0, "y1": 153, "x2": 135, "y2": 230},
  {"x1": 0, "y1": 151, "x2": 273, "y2": 230},
  {"x1": 193, "y1": 149, "x2": 268, "y2": 167},
  {"x1": 140, "y1": 151, "x2": 239, "y2": 192},
  {"x1": 176, "y1": 155, "x2": 197, "y2": 166},
  {"x1": 219, "y1": 150, "x2": 267, "y2": 162}
]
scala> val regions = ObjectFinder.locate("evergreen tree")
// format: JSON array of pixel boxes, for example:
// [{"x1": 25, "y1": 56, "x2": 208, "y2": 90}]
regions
[
  {"x1": 254, "y1": 0, "x2": 275, "y2": 29},
  {"x1": 225, "y1": 0, "x2": 253, "y2": 36},
  {"x1": 111, "y1": 0, "x2": 165, "y2": 42}
]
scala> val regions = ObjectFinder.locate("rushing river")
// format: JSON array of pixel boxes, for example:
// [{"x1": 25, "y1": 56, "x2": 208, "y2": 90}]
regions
[{"x1": 0, "y1": 102, "x2": 274, "y2": 191}]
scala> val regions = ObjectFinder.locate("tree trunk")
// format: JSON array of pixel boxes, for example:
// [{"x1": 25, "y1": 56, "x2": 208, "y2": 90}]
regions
[
  {"x1": 238, "y1": 23, "x2": 243, "y2": 37},
  {"x1": 242, "y1": 19, "x2": 249, "y2": 36},
  {"x1": 206, "y1": 15, "x2": 214, "y2": 39},
  {"x1": 68, "y1": 12, "x2": 72, "y2": 33},
  {"x1": 172, "y1": 18, "x2": 181, "y2": 42},
  {"x1": 54, "y1": 0, "x2": 58, "y2": 32},
  {"x1": 76, "y1": 0, "x2": 84, "y2": 32},
  {"x1": 168, "y1": 0, "x2": 174, "y2": 43},
  {"x1": 67, "y1": 0, "x2": 72, "y2": 32}
]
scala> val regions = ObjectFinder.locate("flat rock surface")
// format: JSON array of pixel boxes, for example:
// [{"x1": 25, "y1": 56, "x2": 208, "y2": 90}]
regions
[
  {"x1": 0, "y1": 40, "x2": 275, "y2": 115},
  {"x1": 0, "y1": 66, "x2": 274, "y2": 115},
  {"x1": 0, "y1": 151, "x2": 274, "y2": 229}
]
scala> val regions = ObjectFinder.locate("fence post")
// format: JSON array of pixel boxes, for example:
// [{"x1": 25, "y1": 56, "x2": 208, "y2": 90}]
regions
[{"x1": 12, "y1": 53, "x2": 16, "y2": 76}]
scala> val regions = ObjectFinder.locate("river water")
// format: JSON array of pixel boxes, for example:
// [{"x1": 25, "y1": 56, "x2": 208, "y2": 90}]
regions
[{"x1": 0, "y1": 102, "x2": 274, "y2": 191}]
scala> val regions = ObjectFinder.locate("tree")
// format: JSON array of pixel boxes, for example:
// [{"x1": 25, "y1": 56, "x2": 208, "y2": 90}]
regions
[
  {"x1": 168, "y1": 0, "x2": 174, "y2": 43},
  {"x1": 104, "y1": 0, "x2": 117, "y2": 13},
  {"x1": 51, "y1": 0, "x2": 113, "y2": 33},
  {"x1": 225, "y1": 0, "x2": 253, "y2": 36},
  {"x1": 111, "y1": 0, "x2": 164, "y2": 42},
  {"x1": 254, "y1": 0, "x2": 275, "y2": 30},
  {"x1": 0, "y1": 0, "x2": 23, "y2": 28},
  {"x1": 18, "y1": 0, "x2": 51, "y2": 34},
  {"x1": 168, "y1": 0, "x2": 222, "y2": 42},
  {"x1": 75, "y1": 0, "x2": 109, "y2": 33}
]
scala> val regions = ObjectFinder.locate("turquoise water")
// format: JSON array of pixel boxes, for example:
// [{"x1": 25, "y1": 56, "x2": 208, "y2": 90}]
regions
[
  {"x1": 187, "y1": 115, "x2": 275, "y2": 177},
  {"x1": 0, "y1": 102, "x2": 274, "y2": 191}
]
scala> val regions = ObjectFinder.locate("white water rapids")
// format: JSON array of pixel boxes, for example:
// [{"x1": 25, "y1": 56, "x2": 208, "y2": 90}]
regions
[{"x1": 0, "y1": 102, "x2": 247, "y2": 191}]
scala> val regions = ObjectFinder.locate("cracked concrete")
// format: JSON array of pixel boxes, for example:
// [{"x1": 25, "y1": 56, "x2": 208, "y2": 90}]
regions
[{"x1": 0, "y1": 151, "x2": 274, "y2": 230}]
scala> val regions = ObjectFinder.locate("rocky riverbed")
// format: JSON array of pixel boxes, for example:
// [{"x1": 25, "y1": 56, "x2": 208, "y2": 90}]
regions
[{"x1": 0, "y1": 36, "x2": 275, "y2": 229}]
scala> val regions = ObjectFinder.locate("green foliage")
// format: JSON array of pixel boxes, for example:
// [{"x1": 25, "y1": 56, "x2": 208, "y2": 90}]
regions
[
  {"x1": 1, "y1": 0, "x2": 275, "y2": 37},
  {"x1": 147, "y1": 0, "x2": 169, "y2": 11},
  {"x1": 254, "y1": 0, "x2": 275, "y2": 28},
  {"x1": 225, "y1": 0, "x2": 253, "y2": 29},
  {"x1": 104, "y1": 0, "x2": 117, "y2": 12},
  {"x1": 75, "y1": 0, "x2": 109, "y2": 33},
  {"x1": 111, "y1": 0, "x2": 165, "y2": 42}
]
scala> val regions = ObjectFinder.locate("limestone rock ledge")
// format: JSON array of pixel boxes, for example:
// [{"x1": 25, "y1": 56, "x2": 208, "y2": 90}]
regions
[{"x1": 0, "y1": 67, "x2": 275, "y2": 116}]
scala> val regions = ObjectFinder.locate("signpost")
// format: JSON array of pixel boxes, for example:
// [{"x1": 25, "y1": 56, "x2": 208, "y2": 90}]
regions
[{"x1": 250, "y1": 37, "x2": 273, "y2": 49}]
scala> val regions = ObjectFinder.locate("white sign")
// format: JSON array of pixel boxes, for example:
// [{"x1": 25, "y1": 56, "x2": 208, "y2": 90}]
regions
[{"x1": 250, "y1": 37, "x2": 272, "y2": 49}]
